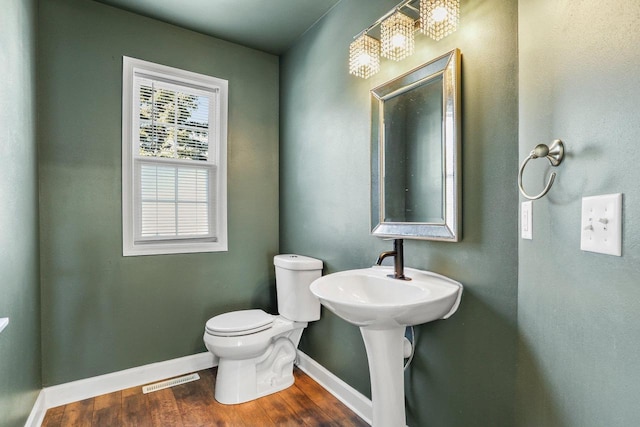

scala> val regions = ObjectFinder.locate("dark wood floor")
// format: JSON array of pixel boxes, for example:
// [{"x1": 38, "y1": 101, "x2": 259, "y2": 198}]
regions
[{"x1": 41, "y1": 367, "x2": 369, "y2": 426}]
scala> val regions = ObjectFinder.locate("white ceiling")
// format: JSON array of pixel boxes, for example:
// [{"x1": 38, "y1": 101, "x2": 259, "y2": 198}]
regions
[{"x1": 94, "y1": 0, "x2": 341, "y2": 54}]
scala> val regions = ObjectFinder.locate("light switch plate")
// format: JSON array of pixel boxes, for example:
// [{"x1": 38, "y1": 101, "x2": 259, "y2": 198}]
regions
[
  {"x1": 521, "y1": 201, "x2": 532, "y2": 240},
  {"x1": 580, "y1": 193, "x2": 622, "y2": 256}
]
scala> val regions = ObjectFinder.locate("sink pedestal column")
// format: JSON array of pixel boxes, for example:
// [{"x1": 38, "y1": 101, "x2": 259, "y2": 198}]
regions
[{"x1": 360, "y1": 326, "x2": 406, "y2": 427}]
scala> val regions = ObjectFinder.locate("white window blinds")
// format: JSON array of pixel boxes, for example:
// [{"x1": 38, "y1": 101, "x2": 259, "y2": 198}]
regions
[
  {"x1": 134, "y1": 77, "x2": 216, "y2": 241},
  {"x1": 136, "y1": 79, "x2": 213, "y2": 162},
  {"x1": 122, "y1": 57, "x2": 228, "y2": 256},
  {"x1": 137, "y1": 162, "x2": 215, "y2": 239}
]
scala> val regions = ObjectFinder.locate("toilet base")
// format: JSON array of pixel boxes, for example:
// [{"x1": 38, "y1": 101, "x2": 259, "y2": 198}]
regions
[{"x1": 214, "y1": 336, "x2": 298, "y2": 404}]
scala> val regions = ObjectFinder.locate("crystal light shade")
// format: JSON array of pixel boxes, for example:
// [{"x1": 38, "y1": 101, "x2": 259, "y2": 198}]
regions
[
  {"x1": 349, "y1": 34, "x2": 381, "y2": 79},
  {"x1": 381, "y1": 10, "x2": 415, "y2": 61},
  {"x1": 420, "y1": 0, "x2": 459, "y2": 41}
]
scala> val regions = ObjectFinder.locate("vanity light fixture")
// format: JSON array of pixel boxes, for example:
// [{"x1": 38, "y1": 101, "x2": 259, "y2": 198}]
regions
[
  {"x1": 381, "y1": 10, "x2": 415, "y2": 61},
  {"x1": 420, "y1": 0, "x2": 459, "y2": 41},
  {"x1": 349, "y1": 0, "x2": 460, "y2": 79},
  {"x1": 349, "y1": 34, "x2": 381, "y2": 79}
]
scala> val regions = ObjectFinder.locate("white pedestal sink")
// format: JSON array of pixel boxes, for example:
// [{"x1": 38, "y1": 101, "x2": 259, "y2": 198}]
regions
[{"x1": 310, "y1": 266, "x2": 462, "y2": 427}]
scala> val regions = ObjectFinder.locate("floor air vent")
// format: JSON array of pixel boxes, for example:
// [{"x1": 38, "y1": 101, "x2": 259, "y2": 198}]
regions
[{"x1": 142, "y1": 373, "x2": 200, "y2": 394}]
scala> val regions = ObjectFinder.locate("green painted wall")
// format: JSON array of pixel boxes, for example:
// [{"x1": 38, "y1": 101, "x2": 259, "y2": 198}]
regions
[
  {"x1": 38, "y1": 0, "x2": 279, "y2": 386},
  {"x1": 0, "y1": 0, "x2": 42, "y2": 425},
  {"x1": 280, "y1": 0, "x2": 519, "y2": 425},
  {"x1": 517, "y1": 1, "x2": 640, "y2": 426}
]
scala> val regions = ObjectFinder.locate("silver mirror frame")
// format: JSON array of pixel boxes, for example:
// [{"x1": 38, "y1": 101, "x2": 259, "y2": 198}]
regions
[{"x1": 371, "y1": 49, "x2": 461, "y2": 241}]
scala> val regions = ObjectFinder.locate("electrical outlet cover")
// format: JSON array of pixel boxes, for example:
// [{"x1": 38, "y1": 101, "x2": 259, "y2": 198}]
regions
[{"x1": 580, "y1": 193, "x2": 622, "y2": 256}]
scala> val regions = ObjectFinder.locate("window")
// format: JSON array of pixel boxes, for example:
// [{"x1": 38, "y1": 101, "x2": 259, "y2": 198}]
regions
[{"x1": 122, "y1": 57, "x2": 228, "y2": 256}]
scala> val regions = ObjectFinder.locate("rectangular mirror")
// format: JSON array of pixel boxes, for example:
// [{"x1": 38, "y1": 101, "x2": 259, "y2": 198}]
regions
[{"x1": 371, "y1": 49, "x2": 461, "y2": 241}]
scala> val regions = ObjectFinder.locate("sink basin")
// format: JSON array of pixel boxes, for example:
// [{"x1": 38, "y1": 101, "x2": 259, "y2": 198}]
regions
[
  {"x1": 309, "y1": 266, "x2": 462, "y2": 329},
  {"x1": 310, "y1": 265, "x2": 463, "y2": 427}
]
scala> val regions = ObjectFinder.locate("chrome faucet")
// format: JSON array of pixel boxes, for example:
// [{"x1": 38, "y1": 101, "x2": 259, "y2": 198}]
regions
[{"x1": 375, "y1": 239, "x2": 411, "y2": 281}]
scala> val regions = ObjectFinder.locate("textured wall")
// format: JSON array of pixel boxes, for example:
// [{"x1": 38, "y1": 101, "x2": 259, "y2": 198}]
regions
[
  {"x1": 517, "y1": 1, "x2": 640, "y2": 426},
  {"x1": 0, "y1": 0, "x2": 42, "y2": 425},
  {"x1": 280, "y1": 0, "x2": 519, "y2": 425},
  {"x1": 38, "y1": 0, "x2": 279, "y2": 386}
]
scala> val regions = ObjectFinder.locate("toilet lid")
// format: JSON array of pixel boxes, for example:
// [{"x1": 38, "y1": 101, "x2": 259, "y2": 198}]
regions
[{"x1": 205, "y1": 309, "x2": 275, "y2": 337}]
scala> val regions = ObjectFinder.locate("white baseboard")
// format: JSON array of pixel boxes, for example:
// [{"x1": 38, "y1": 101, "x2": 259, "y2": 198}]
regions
[
  {"x1": 296, "y1": 350, "x2": 372, "y2": 425},
  {"x1": 28, "y1": 351, "x2": 216, "y2": 426},
  {"x1": 26, "y1": 350, "x2": 371, "y2": 427},
  {"x1": 24, "y1": 390, "x2": 46, "y2": 427}
]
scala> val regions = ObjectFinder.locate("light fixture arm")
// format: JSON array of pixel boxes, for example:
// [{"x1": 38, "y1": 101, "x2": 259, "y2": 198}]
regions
[{"x1": 353, "y1": 0, "x2": 418, "y2": 39}]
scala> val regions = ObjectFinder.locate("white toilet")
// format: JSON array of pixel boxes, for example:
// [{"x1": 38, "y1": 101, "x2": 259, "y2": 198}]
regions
[{"x1": 203, "y1": 254, "x2": 323, "y2": 404}]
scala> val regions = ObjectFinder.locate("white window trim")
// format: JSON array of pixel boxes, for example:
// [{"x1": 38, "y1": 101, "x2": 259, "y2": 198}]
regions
[{"x1": 122, "y1": 56, "x2": 228, "y2": 256}]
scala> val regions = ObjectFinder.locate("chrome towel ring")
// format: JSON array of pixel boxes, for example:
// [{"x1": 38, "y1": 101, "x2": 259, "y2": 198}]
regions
[{"x1": 518, "y1": 139, "x2": 565, "y2": 200}]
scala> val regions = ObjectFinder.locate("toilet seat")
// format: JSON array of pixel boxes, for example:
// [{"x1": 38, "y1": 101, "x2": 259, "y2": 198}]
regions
[{"x1": 205, "y1": 309, "x2": 274, "y2": 337}]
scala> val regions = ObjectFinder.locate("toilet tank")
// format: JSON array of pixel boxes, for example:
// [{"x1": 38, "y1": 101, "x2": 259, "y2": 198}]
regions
[{"x1": 274, "y1": 254, "x2": 323, "y2": 322}]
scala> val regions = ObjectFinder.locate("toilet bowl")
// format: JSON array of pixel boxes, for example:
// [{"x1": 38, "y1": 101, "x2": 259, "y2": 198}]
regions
[{"x1": 203, "y1": 254, "x2": 323, "y2": 405}]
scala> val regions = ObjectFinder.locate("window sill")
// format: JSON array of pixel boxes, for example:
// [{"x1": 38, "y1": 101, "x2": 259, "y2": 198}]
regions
[{"x1": 123, "y1": 240, "x2": 227, "y2": 256}]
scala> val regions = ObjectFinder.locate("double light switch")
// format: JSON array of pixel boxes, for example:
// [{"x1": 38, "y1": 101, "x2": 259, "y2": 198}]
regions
[{"x1": 580, "y1": 193, "x2": 622, "y2": 256}]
